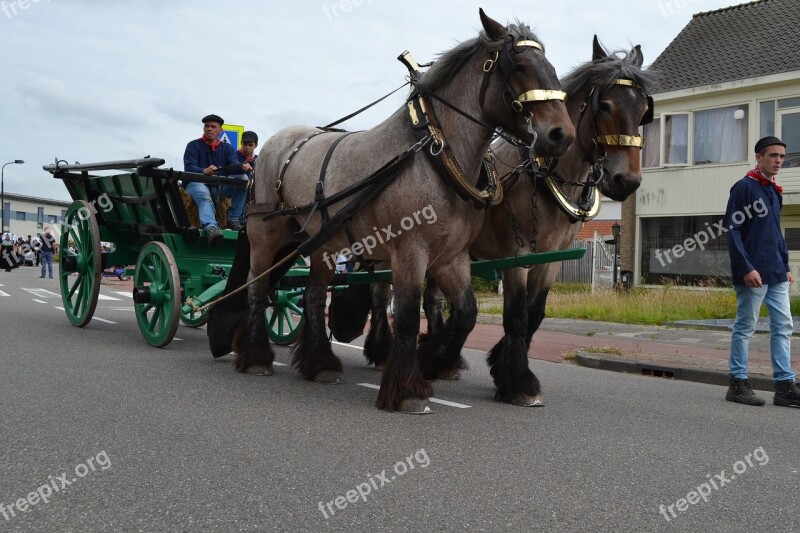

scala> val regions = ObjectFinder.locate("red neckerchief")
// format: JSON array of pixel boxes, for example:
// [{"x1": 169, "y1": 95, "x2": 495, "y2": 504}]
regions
[
  {"x1": 200, "y1": 136, "x2": 221, "y2": 151},
  {"x1": 237, "y1": 150, "x2": 256, "y2": 163},
  {"x1": 746, "y1": 168, "x2": 783, "y2": 194}
]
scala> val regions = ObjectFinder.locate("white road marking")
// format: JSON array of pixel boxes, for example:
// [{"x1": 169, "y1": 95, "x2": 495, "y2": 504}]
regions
[
  {"x1": 32, "y1": 299, "x2": 48, "y2": 304},
  {"x1": 97, "y1": 294, "x2": 121, "y2": 301},
  {"x1": 332, "y1": 340, "x2": 364, "y2": 350},
  {"x1": 356, "y1": 383, "x2": 471, "y2": 409},
  {"x1": 113, "y1": 291, "x2": 133, "y2": 298},
  {"x1": 92, "y1": 317, "x2": 117, "y2": 325},
  {"x1": 173, "y1": 337, "x2": 183, "y2": 341},
  {"x1": 273, "y1": 362, "x2": 288, "y2": 367},
  {"x1": 0, "y1": 290, "x2": 9, "y2": 297},
  {"x1": 21, "y1": 288, "x2": 61, "y2": 298}
]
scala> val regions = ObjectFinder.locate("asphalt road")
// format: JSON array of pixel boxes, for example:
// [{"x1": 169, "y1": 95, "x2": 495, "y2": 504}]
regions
[{"x1": 1, "y1": 266, "x2": 798, "y2": 532}]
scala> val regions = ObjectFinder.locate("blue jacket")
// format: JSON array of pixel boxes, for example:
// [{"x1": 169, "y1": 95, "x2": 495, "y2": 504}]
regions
[
  {"x1": 724, "y1": 176, "x2": 788, "y2": 286},
  {"x1": 183, "y1": 138, "x2": 240, "y2": 175},
  {"x1": 233, "y1": 150, "x2": 257, "y2": 180}
]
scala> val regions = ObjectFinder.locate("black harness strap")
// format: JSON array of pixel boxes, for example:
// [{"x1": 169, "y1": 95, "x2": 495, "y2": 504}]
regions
[{"x1": 297, "y1": 132, "x2": 352, "y2": 234}]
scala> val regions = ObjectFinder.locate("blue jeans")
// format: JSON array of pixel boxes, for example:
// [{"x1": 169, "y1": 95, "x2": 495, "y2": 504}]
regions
[
  {"x1": 185, "y1": 178, "x2": 247, "y2": 229},
  {"x1": 41, "y1": 250, "x2": 54, "y2": 277},
  {"x1": 730, "y1": 282, "x2": 795, "y2": 382}
]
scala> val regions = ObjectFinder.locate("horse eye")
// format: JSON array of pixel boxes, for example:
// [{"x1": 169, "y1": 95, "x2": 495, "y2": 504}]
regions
[{"x1": 598, "y1": 101, "x2": 612, "y2": 113}]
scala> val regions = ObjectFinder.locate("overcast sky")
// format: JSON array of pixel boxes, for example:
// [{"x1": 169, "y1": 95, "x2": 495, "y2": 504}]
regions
[{"x1": 2, "y1": 0, "x2": 745, "y2": 201}]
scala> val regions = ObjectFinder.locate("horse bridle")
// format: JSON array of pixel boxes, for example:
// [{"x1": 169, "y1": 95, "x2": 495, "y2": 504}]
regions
[{"x1": 404, "y1": 35, "x2": 568, "y2": 208}]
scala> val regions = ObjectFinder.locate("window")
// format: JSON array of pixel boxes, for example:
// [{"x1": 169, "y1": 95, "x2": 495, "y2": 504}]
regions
[
  {"x1": 640, "y1": 215, "x2": 730, "y2": 286},
  {"x1": 61, "y1": 210, "x2": 67, "y2": 221},
  {"x1": 3, "y1": 203, "x2": 10, "y2": 231},
  {"x1": 642, "y1": 120, "x2": 661, "y2": 168},
  {"x1": 37, "y1": 207, "x2": 44, "y2": 229},
  {"x1": 664, "y1": 114, "x2": 688, "y2": 164},
  {"x1": 47, "y1": 215, "x2": 58, "y2": 224},
  {"x1": 693, "y1": 105, "x2": 748, "y2": 164},
  {"x1": 779, "y1": 111, "x2": 800, "y2": 168},
  {"x1": 760, "y1": 100, "x2": 775, "y2": 137},
  {"x1": 778, "y1": 97, "x2": 800, "y2": 109},
  {"x1": 15, "y1": 211, "x2": 27, "y2": 221}
]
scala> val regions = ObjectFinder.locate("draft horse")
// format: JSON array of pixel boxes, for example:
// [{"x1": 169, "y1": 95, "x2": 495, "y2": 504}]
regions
[
  {"x1": 227, "y1": 10, "x2": 574, "y2": 413},
  {"x1": 359, "y1": 37, "x2": 656, "y2": 406}
]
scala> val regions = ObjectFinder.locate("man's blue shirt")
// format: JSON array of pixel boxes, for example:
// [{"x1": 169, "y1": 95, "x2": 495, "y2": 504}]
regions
[{"x1": 183, "y1": 139, "x2": 240, "y2": 175}]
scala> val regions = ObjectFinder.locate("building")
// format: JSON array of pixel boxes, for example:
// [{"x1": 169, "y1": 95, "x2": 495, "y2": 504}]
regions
[
  {"x1": 635, "y1": 0, "x2": 800, "y2": 292},
  {"x1": 2, "y1": 192, "x2": 71, "y2": 239}
]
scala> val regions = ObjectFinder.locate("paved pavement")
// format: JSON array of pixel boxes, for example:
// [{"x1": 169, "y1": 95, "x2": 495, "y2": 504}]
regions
[{"x1": 465, "y1": 313, "x2": 800, "y2": 393}]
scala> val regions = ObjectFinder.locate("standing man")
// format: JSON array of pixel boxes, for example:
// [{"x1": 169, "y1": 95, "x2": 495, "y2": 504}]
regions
[
  {"x1": 183, "y1": 114, "x2": 252, "y2": 247},
  {"x1": 38, "y1": 227, "x2": 58, "y2": 279},
  {"x1": 725, "y1": 136, "x2": 800, "y2": 408}
]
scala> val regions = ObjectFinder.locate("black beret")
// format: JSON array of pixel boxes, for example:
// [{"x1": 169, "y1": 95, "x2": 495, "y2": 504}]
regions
[
  {"x1": 754, "y1": 136, "x2": 786, "y2": 154},
  {"x1": 242, "y1": 131, "x2": 258, "y2": 144},
  {"x1": 202, "y1": 114, "x2": 224, "y2": 125}
]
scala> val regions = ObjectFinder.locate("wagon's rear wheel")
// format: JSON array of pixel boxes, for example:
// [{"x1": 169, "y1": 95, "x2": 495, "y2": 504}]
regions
[
  {"x1": 59, "y1": 200, "x2": 102, "y2": 327},
  {"x1": 133, "y1": 242, "x2": 181, "y2": 347}
]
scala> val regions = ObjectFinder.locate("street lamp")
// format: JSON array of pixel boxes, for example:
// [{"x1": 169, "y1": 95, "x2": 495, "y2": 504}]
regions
[
  {"x1": 611, "y1": 222, "x2": 621, "y2": 289},
  {"x1": 1, "y1": 160, "x2": 24, "y2": 233}
]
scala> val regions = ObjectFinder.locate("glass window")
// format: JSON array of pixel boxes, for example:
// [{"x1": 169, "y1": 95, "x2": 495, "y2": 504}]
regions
[
  {"x1": 780, "y1": 111, "x2": 800, "y2": 168},
  {"x1": 37, "y1": 207, "x2": 44, "y2": 229},
  {"x1": 664, "y1": 114, "x2": 688, "y2": 164},
  {"x1": 777, "y1": 97, "x2": 800, "y2": 109},
  {"x1": 642, "y1": 120, "x2": 661, "y2": 168},
  {"x1": 694, "y1": 105, "x2": 748, "y2": 164},
  {"x1": 47, "y1": 215, "x2": 58, "y2": 224},
  {"x1": 760, "y1": 100, "x2": 775, "y2": 137},
  {"x1": 2, "y1": 203, "x2": 9, "y2": 231},
  {"x1": 640, "y1": 215, "x2": 731, "y2": 286},
  {"x1": 15, "y1": 211, "x2": 26, "y2": 221},
  {"x1": 61, "y1": 210, "x2": 67, "y2": 221}
]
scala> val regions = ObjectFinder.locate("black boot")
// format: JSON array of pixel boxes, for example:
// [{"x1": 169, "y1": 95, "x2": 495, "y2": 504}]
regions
[
  {"x1": 774, "y1": 381, "x2": 800, "y2": 408},
  {"x1": 726, "y1": 377, "x2": 765, "y2": 406}
]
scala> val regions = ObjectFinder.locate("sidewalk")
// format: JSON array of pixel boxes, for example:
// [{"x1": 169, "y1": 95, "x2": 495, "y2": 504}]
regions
[{"x1": 466, "y1": 314, "x2": 800, "y2": 392}]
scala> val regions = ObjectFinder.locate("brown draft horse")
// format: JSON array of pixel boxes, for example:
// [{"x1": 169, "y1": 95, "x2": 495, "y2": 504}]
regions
[
  {"x1": 357, "y1": 37, "x2": 655, "y2": 406},
  {"x1": 226, "y1": 10, "x2": 574, "y2": 413}
]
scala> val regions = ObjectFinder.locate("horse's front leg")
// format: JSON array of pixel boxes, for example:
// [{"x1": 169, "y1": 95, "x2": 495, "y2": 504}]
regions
[
  {"x1": 422, "y1": 278, "x2": 446, "y2": 336},
  {"x1": 487, "y1": 267, "x2": 543, "y2": 406},
  {"x1": 376, "y1": 259, "x2": 432, "y2": 413},
  {"x1": 417, "y1": 257, "x2": 476, "y2": 381},
  {"x1": 292, "y1": 251, "x2": 342, "y2": 383}
]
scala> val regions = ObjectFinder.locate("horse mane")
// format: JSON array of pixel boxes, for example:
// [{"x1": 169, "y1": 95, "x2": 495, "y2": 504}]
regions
[
  {"x1": 415, "y1": 20, "x2": 542, "y2": 93},
  {"x1": 560, "y1": 47, "x2": 657, "y2": 97}
]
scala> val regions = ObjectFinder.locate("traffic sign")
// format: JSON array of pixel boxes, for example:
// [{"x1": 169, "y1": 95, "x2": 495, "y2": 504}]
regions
[{"x1": 220, "y1": 124, "x2": 245, "y2": 149}]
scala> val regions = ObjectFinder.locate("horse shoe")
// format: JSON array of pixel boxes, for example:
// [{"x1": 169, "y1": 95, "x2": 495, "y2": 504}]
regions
[
  {"x1": 398, "y1": 398, "x2": 433, "y2": 415},
  {"x1": 314, "y1": 370, "x2": 344, "y2": 384},
  {"x1": 244, "y1": 364, "x2": 274, "y2": 376}
]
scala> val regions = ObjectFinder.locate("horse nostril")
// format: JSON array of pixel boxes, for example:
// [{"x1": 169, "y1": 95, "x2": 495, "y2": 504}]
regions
[
  {"x1": 613, "y1": 174, "x2": 626, "y2": 188},
  {"x1": 547, "y1": 127, "x2": 565, "y2": 144}
]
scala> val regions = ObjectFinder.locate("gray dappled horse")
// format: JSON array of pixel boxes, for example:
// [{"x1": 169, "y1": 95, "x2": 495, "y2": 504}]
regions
[
  {"x1": 232, "y1": 10, "x2": 574, "y2": 413},
  {"x1": 360, "y1": 37, "x2": 655, "y2": 406}
]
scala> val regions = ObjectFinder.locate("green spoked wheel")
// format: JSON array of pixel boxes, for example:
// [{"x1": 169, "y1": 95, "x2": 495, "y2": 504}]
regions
[
  {"x1": 266, "y1": 287, "x2": 305, "y2": 345},
  {"x1": 133, "y1": 242, "x2": 181, "y2": 347},
  {"x1": 59, "y1": 200, "x2": 102, "y2": 327},
  {"x1": 180, "y1": 306, "x2": 209, "y2": 328}
]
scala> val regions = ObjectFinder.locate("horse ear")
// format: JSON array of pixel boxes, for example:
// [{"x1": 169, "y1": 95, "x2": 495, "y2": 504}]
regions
[
  {"x1": 592, "y1": 35, "x2": 607, "y2": 61},
  {"x1": 479, "y1": 8, "x2": 507, "y2": 40},
  {"x1": 633, "y1": 44, "x2": 644, "y2": 67}
]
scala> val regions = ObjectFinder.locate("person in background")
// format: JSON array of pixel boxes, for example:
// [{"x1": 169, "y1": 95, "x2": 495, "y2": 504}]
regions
[
  {"x1": 226, "y1": 130, "x2": 258, "y2": 230},
  {"x1": 38, "y1": 227, "x2": 58, "y2": 279},
  {"x1": 183, "y1": 114, "x2": 252, "y2": 247},
  {"x1": 724, "y1": 136, "x2": 800, "y2": 408},
  {"x1": 1, "y1": 233, "x2": 16, "y2": 272}
]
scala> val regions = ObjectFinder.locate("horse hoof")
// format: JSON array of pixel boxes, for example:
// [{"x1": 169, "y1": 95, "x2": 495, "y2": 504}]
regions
[
  {"x1": 438, "y1": 369, "x2": 461, "y2": 380},
  {"x1": 245, "y1": 364, "x2": 274, "y2": 376},
  {"x1": 398, "y1": 398, "x2": 433, "y2": 414},
  {"x1": 314, "y1": 370, "x2": 344, "y2": 384},
  {"x1": 509, "y1": 394, "x2": 544, "y2": 407}
]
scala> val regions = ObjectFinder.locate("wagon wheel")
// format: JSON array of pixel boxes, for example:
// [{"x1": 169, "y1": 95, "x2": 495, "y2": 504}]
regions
[
  {"x1": 133, "y1": 242, "x2": 181, "y2": 347},
  {"x1": 59, "y1": 200, "x2": 102, "y2": 327},
  {"x1": 180, "y1": 306, "x2": 209, "y2": 328},
  {"x1": 266, "y1": 257, "x2": 306, "y2": 345}
]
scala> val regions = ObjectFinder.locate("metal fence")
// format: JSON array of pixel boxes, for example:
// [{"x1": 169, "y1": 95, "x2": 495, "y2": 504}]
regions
[{"x1": 556, "y1": 234, "x2": 616, "y2": 286}]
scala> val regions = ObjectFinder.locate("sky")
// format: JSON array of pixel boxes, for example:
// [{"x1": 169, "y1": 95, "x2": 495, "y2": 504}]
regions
[{"x1": 1, "y1": 0, "x2": 748, "y2": 201}]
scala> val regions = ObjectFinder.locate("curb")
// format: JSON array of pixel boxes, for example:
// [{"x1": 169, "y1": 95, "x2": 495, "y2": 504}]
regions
[{"x1": 574, "y1": 352, "x2": 776, "y2": 392}]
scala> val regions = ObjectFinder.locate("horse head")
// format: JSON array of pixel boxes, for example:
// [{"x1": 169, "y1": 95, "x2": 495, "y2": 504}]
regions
[
  {"x1": 478, "y1": 9, "x2": 575, "y2": 158},
  {"x1": 561, "y1": 36, "x2": 656, "y2": 201}
]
